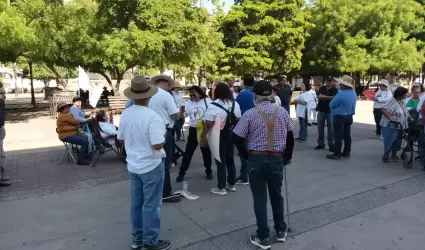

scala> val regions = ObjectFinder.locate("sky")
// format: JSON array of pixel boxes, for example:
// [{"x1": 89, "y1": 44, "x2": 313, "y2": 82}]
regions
[{"x1": 202, "y1": 0, "x2": 234, "y2": 13}]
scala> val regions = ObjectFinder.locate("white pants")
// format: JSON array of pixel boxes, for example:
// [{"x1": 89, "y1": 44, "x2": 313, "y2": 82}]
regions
[
  {"x1": 308, "y1": 108, "x2": 317, "y2": 123},
  {"x1": 0, "y1": 127, "x2": 6, "y2": 179}
]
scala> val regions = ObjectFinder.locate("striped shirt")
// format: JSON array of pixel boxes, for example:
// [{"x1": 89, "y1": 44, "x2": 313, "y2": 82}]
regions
[
  {"x1": 380, "y1": 97, "x2": 409, "y2": 129},
  {"x1": 233, "y1": 101, "x2": 292, "y2": 152}
]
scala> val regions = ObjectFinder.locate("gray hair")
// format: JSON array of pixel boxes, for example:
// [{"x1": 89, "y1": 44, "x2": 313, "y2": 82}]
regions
[
  {"x1": 254, "y1": 94, "x2": 273, "y2": 104},
  {"x1": 214, "y1": 77, "x2": 221, "y2": 84}
]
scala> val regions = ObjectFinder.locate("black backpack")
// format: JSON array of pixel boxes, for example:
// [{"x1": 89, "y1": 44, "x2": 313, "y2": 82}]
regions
[{"x1": 211, "y1": 101, "x2": 238, "y2": 141}]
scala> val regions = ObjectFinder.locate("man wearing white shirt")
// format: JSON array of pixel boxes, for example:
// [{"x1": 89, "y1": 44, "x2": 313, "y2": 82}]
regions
[
  {"x1": 149, "y1": 74, "x2": 181, "y2": 203},
  {"x1": 117, "y1": 76, "x2": 171, "y2": 250},
  {"x1": 373, "y1": 79, "x2": 392, "y2": 138},
  {"x1": 294, "y1": 84, "x2": 315, "y2": 142},
  {"x1": 172, "y1": 82, "x2": 185, "y2": 141}
]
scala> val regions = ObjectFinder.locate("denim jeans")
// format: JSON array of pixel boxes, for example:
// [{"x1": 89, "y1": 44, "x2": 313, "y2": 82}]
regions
[
  {"x1": 129, "y1": 163, "x2": 165, "y2": 246},
  {"x1": 381, "y1": 126, "x2": 402, "y2": 154},
  {"x1": 373, "y1": 108, "x2": 382, "y2": 136},
  {"x1": 216, "y1": 140, "x2": 236, "y2": 189},
  {"x1": 298, "y1": 117, "x2": 308, "y2": 141},
  {"x1": 420, "y1": 129, "x2": 425, "y2": 167},
  {"x1": 333, "y1": 115, "x2": 353, "y2": 156},
  {"x1": 239, "y1": 155, "x2": 248, "y2": 182},
  {"x1": 179, "y1": 127, "x2": 212, "y2": 176},
  {"x1": 163, "y1": 128, "x2": 174, "y2": 196},
  {"x1": 317, "y1": 111, "x2": 334, "y2": 148},
  {"x1": 248, "y1": 154, "x2": 287, "y2": 239},
  {"x1": 283, "y1": 104, "x2": 290, "y2": 116},
  {"x1": 62, "y1": 135, "x2": 89, "y2": 162}
]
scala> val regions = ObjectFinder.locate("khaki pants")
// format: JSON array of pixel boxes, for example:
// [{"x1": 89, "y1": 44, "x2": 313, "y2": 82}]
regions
[{"x1": 0, "y1": 127, "x2": 6, "y2": 179}]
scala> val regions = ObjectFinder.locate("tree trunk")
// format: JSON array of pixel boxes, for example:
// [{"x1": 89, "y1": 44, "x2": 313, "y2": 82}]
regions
[
  {"x1": 354, "y1": 72, "x2": 362, "y2": 96},
  {"x1": 114, "y1": 69, "x2": 125, "y2": 92},
  {"x1": 46, "y1": 63, "x2": 67, "y2": 89},
  {"x1": 159, "y1": 60, "x2": 165, "y2": 74},
  {"x1": 366, "y1": 75, "x2": 373, "y2": 88},
  {"x1": 302, "y1": 75, "x2": 311, "y2": 90},
  {"x1": 92, "y1": 69, "x2": 113, "y2": 88}
]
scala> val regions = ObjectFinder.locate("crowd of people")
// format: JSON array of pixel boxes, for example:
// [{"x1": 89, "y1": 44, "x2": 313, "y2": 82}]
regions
[{"x1": 50, "y1": 72, "x2": 425, "y2": 250}]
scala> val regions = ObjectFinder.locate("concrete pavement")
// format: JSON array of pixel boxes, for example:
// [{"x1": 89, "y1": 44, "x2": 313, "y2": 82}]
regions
[{"x1": 1, "y1": 101, "x2": 425, "y2": 250}]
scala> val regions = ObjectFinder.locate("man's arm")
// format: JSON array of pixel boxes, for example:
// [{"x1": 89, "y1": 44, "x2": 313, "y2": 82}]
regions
[{"x1": 150, "y1": 118, "x2": 166, "y2": 150}]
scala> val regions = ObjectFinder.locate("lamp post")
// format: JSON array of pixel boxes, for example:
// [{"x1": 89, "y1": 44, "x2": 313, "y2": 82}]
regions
[{"x1": 29, "y1": 61, "x2": 35, "y2": 107}]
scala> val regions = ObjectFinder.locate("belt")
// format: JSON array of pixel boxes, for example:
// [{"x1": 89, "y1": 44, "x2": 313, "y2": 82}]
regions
[{"x1": 249, "y1": 150, "x2": 283, "y2": 156}]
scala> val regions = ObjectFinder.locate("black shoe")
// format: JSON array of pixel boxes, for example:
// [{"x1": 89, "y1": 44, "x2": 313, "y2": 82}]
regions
[
  {"x1": 131, "y1": 243, "x2": 143, "y2": 250},
  {"x1": 250, "y1": 235, "x2": 271, "y2": 250},
  {"x1": 235, "y1": 177, "x2": 249, "y2": 185},
  {"x1": 176, "y1": 138, "x2": 180, "y2": 142},
  {"x1": 176, "y1": 174, "x2": 184, "y2": 182},
  {"x1": 329, "y1": 146, "x2": 335, "y2": 152},
  {"x1": 162, "y1": 194, "x2": 181, "y2": 203},
  {"x1": 276, "y1": 231, "x2": 288, "y2": 242},
  {"x1": 341, "y1": 153, "x2": 350, "y2": 159},
  {"x1": 308, "y1": 123, "x2": 312, "y2": 126},
  {"x1": 143, "y1": 240, "x2": 171, "y2": 250},
  {"x1": 326, "y1": 154, "x2": 341, "y2": 160},
  {"x1": 77, "y1": 160, "x2": 91, "y2": 166},
  {"x1": 0, "y1": 181, "x2": 11, "y2": 187},
  {"x1": 206, "y1": 173, "x2": 213, "y2": 180},
  {"x1": 313, "y1": 122, "x2": 317, "y2": 125},
  {"x1": 314, "y1": 145, "x2": 325, "y2": 150}
]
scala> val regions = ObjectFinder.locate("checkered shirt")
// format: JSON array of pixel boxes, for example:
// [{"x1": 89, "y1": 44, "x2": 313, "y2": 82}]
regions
[{"x1": 233, "y1": 101, "x2": 292, "y2": 152}]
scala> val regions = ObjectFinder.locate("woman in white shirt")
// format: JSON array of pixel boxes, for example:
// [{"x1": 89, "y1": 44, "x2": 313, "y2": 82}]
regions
[
  {"x1": 96, "y1": 110, "x2": 118, "y2": 146},
  {"x1": 373, "y1": 79, "x2": 392, "y2": 138},
  {"x1": 201, "y1": 83, "x2": 242, "y2": 196},
  {"x1": 176, "y1": 86, "x2": 213, "y2": 182},
  {"x1": 272, "y1": 85, "x2": 282, "y2": 107}
]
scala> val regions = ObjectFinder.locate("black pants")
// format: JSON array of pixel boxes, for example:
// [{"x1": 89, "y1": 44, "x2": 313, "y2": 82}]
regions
[
  {"x1": 179, "y1": 127, "x2": 212, "y2": 176},
  {"x1": 172, "y1": 118, "x2": 185, "y2": 140},
  {"x1": 248, "y1": 154, "x2": 287, "y2": 239},
  {"x1": 216, "y1": 139, "x2": 236, "y2": 189},
  {"x1": 373, "y1": 108, "x2": 382, "y2": 136},
  {"x1": 163, "y1": 128, "x2": 174, "y2": 196},
  {"x1": 333, "y1": 115, "x2": 353, "y2": 156}
]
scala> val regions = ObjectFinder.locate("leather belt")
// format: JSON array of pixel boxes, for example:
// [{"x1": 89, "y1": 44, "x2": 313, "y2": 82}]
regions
[{"x1": 249, "y1": 150, "x2": 283, "y2": 156}]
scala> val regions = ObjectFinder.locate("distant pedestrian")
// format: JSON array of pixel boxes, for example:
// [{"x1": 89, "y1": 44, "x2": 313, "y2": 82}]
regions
[
  {"x1": 308, "y1": 85, "x2": 318, "y2": 125},
  {"x1": 373, "y1": 79, "x2": 392, "y2": 138},
  {"x1": 118, "y1": 76, "x2": 171, "y2": 250},
  {"x1": 233, "y1": 80, "x2": 294, "y2": 250},
  {"x1": 327, "y1": 75, "x2": 357, "y2": 160},
  {"x1": 315, "y1": 76, "x2": 338, "y2": 152},
  {"x1": 171, "y1": 82, "x2": 185, "y2": 141},
  {"x1": 275, "y1": 75, "x2": 292, "y2": 114},
  {"x1": 149, "y1": 74, "x2": 181, "y2": 203},
  {"x1": 294, "y1": 84, "x2": 314, "y2": 142}
]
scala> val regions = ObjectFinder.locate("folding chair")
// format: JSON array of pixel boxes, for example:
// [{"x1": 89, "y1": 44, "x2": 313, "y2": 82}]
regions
[
  {"x1": 87, "y1": 119, "x2": 125, "y2": 167},
  {"x1": 56, "y1": 127, "x2": 78, "y2": 165}
]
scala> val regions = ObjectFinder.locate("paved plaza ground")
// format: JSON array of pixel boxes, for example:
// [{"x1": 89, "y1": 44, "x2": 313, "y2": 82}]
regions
[{"x1": 1, "y1": 101, "x2": 425, "y2": 250}]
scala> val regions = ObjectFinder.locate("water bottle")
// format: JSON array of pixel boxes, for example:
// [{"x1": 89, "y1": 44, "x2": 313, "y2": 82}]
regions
[{"x1": 182, "y1": 178, "x2": 188, "y2": 191}]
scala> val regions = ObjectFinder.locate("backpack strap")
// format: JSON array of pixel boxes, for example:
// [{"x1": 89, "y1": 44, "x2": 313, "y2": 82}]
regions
[{"x1": 255, "y1": 106, "x2": 279, "y2": 151}]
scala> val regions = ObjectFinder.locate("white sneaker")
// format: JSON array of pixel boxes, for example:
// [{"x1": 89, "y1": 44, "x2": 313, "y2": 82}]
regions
[
  {"x1": 226, "y1": 185, "x2": 236, "y2": 192},
  {"x1": 210, "y1": 188, "x2": 227, "y2": 196}
]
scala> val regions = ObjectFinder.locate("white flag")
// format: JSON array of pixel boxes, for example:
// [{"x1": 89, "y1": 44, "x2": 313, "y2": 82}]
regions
[{"x1": 78, "y1": 66, "x2": 102, "y2": 108}]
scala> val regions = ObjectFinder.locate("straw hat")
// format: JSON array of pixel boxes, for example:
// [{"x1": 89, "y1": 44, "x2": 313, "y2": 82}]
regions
[
  {"x1": 335, "y1": 75, "x2": 354, "y2": 88},
  {"x1": 151, "y1": 74, "x2": 175, "y2": 90},
  {"x1": 233, "y1": 82, "x2": 241, "y2": 87},
  {"x1": 378, "y1": 79, "x2": 389, "y2": 87},
  {"x1": 173, "y1": 81, "x2": 182, "y2": 89},
  {"x1": 56, "y1": 102, "x2": 72, "y2": 112},
  {"x1": 124, "y1": 76, "x2": 158, "y2": 100}
]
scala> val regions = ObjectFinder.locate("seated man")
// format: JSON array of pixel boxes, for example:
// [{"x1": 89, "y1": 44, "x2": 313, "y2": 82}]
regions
[
  {"x1": 56, "y1": 102, "x2": 90, "y2": 165},
  {"x1": 96, "y1": 110, "x2": 118, "y2": 146}
]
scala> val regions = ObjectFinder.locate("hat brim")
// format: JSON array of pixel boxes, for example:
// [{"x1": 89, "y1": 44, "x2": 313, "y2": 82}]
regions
[
  {"x1": 379, "y1": 83, "x2": 389, "y2": 87},
  {"x1": 72, "y1": 97, "x2": 83, "y2": 102},
  {"x1": 151, "y1": 75, "x2": 175, "y2": 90},
  {"x1": 336, "y1": 78, "x2": 354, "y2": 88},
  {"x1": 124, "y1": 85, "x2": 158, "y2": 100},
  {"x1": 57, "y1": 104, "x2": 72, "y2": 112}
]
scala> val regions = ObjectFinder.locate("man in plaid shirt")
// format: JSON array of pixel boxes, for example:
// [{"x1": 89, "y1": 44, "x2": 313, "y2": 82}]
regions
[{"x1": 233, "y1": 80, "x2": 294, "y2": 250}]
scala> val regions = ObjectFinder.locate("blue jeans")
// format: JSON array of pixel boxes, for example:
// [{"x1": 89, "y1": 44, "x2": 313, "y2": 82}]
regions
[
  {"x1": 62, "y1": 135, "x2": 88, "y2": 162},
  {"x1": 317, "y1": 111, "x2": 334, "y2": 148},
  {"x1": 163, "y1": 129, "x2": 174, "y2": 196},
  {"x1": 129, "y1": 163, "x2": 165, "y2": 246},
  {"x1": 298, "y1": 117, "x2": 308, "y2": 141},
  {"x1": 239, "y1": 156, "x2": 248, "y2": 182},
  {"x1": 381, "y1": 126, "x2": 401, "y2": 155},
  {"x1": 248, "y1": 155, "x2": 287, "y2": 239},
  {"x1": 216, "y1": 141, "x2": 236, "y2": 189}
]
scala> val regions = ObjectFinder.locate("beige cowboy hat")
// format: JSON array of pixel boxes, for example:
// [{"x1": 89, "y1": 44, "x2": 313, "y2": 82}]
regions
[
  {"x1": 173, "y1": 81, "x2": 182, "y2": 89},
  {"x1": 56, "y1": 102, "x2": 72, "y2": 112},
  {"x1": 378, "y1": 79, "x2": 389, "y2": 87},
  {"x1": 151, "y1": 74, "x2": 175, "y2": 90},
  {"x1": 335, "y1": 75, "x2": 354, "y2": 88},
  {"x1": 124, "y1": 76, "x2": 158, "y2": 100}
]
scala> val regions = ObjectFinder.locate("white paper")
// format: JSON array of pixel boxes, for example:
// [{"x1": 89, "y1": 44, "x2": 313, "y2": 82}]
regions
[{"x1": 207, "y1": 116, "x2": 221, "y2": 162}]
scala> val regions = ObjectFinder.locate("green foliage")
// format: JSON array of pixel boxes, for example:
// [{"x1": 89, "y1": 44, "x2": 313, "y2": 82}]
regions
[
  {"x1": 303, "y1": 0, "x2": 425, "y2": 75},
  {"x1": 219, "y1": 0, "x2": 313, "y2": 76}
]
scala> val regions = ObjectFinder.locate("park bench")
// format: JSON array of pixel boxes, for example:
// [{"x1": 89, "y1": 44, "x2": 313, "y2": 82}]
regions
[{"x1": 107, "y1": 96, "x2": 127, "y2": 113}]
